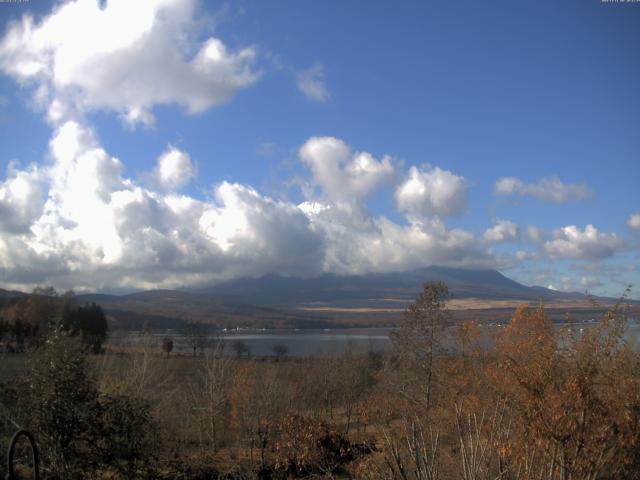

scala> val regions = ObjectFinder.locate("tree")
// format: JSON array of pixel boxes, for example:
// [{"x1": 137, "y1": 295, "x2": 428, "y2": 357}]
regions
[
  {"x1": 389, "y1": 281, "x2": 451, "y2": 414},
  {"x1": 274, "y1": 415, "x2": 354, "y2": 477},
  {"x1": 1, "y1": 288, "x2": 67, "y2": 350},
  {"x1": 492, "y1": 299, "x2": 640, "y2": 479},
  {"x1": 336, "y1": 349, "x2": 375, "y2": 435},
  {"x1": 233, "y1": 339, "x2": 250, "y2": 358},
  {"x1": 191, "y1": 343, "x2": 231, "y2": 453},
  {"x1": 0, "y1": 319, "x2": 5, "y2": 352},
  {"x1": 6, "y1": 318, "x2": 37, "y2": 353},
  {"x1": 455, "y1": 318, "x2": 481, "y2": 358},
  {"x1": 27, "y1": 327, "x2": 157, "y2": 478},
  {"x1": 63, "y1": 302, "x2": 108, "y2": 354},
  {"x1": 161, "y1": 337, "x2": 173, "y2": 358},
  {"x1": 27, "y1": 287, "x2": 68, "y2": 337},
  {"x1": 28, "y1": 327, "x2": 100, "y2": 476},
  {"x1": 272, "y1": 343, "x2": 288, "y2": 359},
  {"x1": 93, "y1": 393, "x2": 157, "y2": 478},
  {"x1": 184, "y1": 321, "x2": 208, "y2": 356}
]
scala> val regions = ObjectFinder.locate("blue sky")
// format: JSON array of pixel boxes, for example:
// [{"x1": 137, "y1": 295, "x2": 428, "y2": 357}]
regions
[{"x1": 0, "y1": 0, "x2": 638, "y2": 296}]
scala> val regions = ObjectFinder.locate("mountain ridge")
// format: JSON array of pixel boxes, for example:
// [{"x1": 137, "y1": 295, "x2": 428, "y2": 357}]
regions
[{"x1": 194, "y1": 266, "x2": 587, "y2": 307}]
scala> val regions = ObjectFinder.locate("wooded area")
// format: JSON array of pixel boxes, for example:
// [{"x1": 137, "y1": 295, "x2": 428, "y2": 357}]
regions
[{"x1": 1, "y1": 283, "x2": 638, "y2": 479}]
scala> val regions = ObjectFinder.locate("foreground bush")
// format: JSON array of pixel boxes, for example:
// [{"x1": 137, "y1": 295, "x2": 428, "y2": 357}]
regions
[
  {"x1": 27, "y1": 327, "x2": 157, "y2": 479},
  {"x1": 273, "y1": 415, "x2": 355, "y2": 478}
]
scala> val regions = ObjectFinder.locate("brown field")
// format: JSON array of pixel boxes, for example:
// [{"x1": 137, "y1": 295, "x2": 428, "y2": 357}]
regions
[{"x1": 299, "y1": 297, "x2": 620, "y2": 312}]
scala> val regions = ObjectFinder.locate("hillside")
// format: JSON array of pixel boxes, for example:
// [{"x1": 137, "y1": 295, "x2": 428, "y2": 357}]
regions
[
  {"x1": 73, "y1": 290, "x2": 335, "y2": 330},
  {"x1": 0, "y1": 288, "x2": 27, "y2": 299},
  {"x1": 197, "y1": 266, "x2": 585, "y2": 307}
]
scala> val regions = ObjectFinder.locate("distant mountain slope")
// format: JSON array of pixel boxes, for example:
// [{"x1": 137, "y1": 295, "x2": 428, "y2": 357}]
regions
[
  {"x1": 0, "y1": 288, "x2": 28, "y2": 299},
  {"x1": 1, "y1": 267, "x2": 608, "y2": 330},
  {"x1": 198, "y1": 266, "x2": 584, "y2": 306},
  {"x1": 75, "y1": 289, "x2": 335, "y2": 330}
]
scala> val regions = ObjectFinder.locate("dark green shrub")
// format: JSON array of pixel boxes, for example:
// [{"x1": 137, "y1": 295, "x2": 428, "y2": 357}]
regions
[
  {"x1": 62, "y1": 302, "x2": 108, "y2": 354},
  {"x1": 26, "y1": 327, "x2": 157, "y2": 479}
]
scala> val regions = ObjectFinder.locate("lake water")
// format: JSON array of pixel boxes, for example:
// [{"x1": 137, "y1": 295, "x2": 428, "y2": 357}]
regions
[
  {"x1": 107, "y1": 320, "x2": 640, "y2": 357},
  {"x1": 108, "y1": 328, "x2": 391, "y2": 357}
]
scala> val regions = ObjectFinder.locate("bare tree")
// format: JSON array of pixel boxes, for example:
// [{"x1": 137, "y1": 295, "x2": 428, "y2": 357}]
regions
[
  {"x1": 271, "y1": 343, "x2": 288, "y2": 359},
  {"x1": 233, "y1": 339, "x2": 250, "y2": 358},
  {"x1": 184, "y1": 321, "x2": 208, "y2": 357},
  {"x1": 390, "y1": 281, "x2": 451, "y2": 415},
  {"x1": 382, "y1": 420, "x2": 440, "y2": 480},
  {"x1": 160, "y1": 337, "x2": 173, "y2": 358},
  {"x1": 191, "y1": 341, "x2": 231, "y2": 453},
  {"x1": 455, "y1": 401, "x2": 511, "y2": 480}
]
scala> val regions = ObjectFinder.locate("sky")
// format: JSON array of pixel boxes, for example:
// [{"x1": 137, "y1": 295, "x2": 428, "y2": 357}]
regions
[{"x1": 0, "y1": 0, "x2": 638, "y2": 297}]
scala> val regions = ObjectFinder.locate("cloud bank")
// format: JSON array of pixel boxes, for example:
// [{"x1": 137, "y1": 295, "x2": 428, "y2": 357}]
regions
[
  {"x1": 0, "y1": 121, "x2": 628, "y2": 292},
  {"x1": 0, "y1": 122, "x2": 492, "y2": 290}
]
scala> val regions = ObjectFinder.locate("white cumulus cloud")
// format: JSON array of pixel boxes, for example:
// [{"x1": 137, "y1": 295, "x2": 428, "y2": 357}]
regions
[
  {"x1": 544, "y1": 224, "x2": 624, "y2": 260},
  {"x1": 0, "y1": 120, "x2": 330, "y2": 290},
  {"x1": 495, "y1": 176, "x2": 592, "y2": 204},
  {"x1": 299, "y1": 201, "x2": 489, "y2": 275},
  {"x1": 484, "y1": 219, "x2": 519, "y2": 243},
  {"x1": 0, "y1": 163, "x2": 44, "y2": 234},
  {"x1": 299, "y1": 136, "x2": 395, "y2": 204},
  {"x1": 154, "y1": 146, "x2": 196, "y2": 190},
  {"x1": 0, "y1": 0, "x2": 258, "y2": 127},
  {"x1": 0, "y1": 122, "x2": 507, "y2": 290},
  {"x1": 627, "y1": 213, "x2": 640, "y2": 230},
  {"x1": 395, "y1": 166, "x2": 468, "y2": 219}
]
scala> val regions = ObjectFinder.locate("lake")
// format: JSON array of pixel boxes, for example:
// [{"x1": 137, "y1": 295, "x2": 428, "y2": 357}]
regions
[
  {"x1": 108, "y1": 328, "x2": 391, "y2": 357},
  {"x1": 107, "y1": 319, "x2": 640, "y2": 357}
]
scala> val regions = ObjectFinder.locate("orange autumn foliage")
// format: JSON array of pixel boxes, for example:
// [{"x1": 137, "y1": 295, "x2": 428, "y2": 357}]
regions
[{"x1": 491, "y1": 302, "x2": 640, "y2": 480}]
